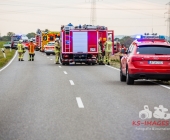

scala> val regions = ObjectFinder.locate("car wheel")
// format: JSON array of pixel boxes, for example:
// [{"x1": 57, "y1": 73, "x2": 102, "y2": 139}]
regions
[
  {"x1": 126, "y1": 69, "x2": 134, "y2": 85},
  {"x1": 120, "y1": 69, "x2": 126, "y2": 82}
]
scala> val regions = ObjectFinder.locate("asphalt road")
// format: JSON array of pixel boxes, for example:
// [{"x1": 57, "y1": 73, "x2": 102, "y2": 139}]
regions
[{"x1": 0, "y1": 51, "x2": 170, "y2": 140}]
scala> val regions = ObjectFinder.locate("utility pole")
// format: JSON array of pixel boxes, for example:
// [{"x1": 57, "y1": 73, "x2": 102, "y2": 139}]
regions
[
  {"x1": 165, "y1": 2, "x2": 170, "y2": 41},
  {"x1": 90, "y1": 0, "x2": 96, "y2": 25}
]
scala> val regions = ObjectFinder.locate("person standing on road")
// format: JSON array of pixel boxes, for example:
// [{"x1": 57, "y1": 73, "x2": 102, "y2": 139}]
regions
[
  {"x1": 119, "y1": 44, "x2": 127, "y2": 61},
  {"x1": 98, "y1": 39, "x2": 104, "y2": 65},
  {"x1": 104, "y1": 37, "x2": 113, "y2": 65},
  {"x1": 28, "y1": 39, "x2": 36, "y2": 61},
  {"x1": 17, "y1": 40, "x2": 24, "y2": 61},
  {"x1": 54, "y1": 38, "x2": 60, "y2": 64}
]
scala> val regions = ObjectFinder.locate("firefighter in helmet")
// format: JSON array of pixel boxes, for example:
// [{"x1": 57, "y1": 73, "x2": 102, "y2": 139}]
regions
[
  {"x1": 98, "y1": 39, "x2": 104, "y2": 65},
  {"x1": 28, "y1": 39, "x2": 36, "y2": 61},
  {"x1": 54, "y1": 38, "x2": 60, "y2": 64},
  {"x1": 104, "y1": 37, "x2": 113, "y2": 65},
  {"x1": 17, "y1": 40, "x2": 24, "y2": 61}
]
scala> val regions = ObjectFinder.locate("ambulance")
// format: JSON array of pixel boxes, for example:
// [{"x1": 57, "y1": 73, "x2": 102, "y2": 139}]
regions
[
  {"x1": 35, "y1": 29, "x2": 60, "y2": 51},
  {"x1": 60, "y1": 23, "x2": 114, "y2": 65}
]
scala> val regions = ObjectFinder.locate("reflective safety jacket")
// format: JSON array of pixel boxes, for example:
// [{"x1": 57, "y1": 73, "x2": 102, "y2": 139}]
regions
[
  {"x1": 98, "y1": 42, "x2": 102, "y2": 53},
  {"x1": 54, "y1": 42, "x2": 60, "y2": 53},
  {"x1": 104, "y1": 40, "x2": 112, "y2": 53},
  {"x1": 28, "y1": 43, "x2": 35, "y2": 54},
  {"x1": 17, "y1": 43, "x2": 24, "y2": 53}
]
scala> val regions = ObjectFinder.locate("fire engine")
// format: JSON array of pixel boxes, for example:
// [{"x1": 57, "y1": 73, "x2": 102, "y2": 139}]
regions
[
  {"x1": 35, "y1": 29, "x2": 60, "y2": 51},
  {"x1": 11, "y1": 34, "x2": 29, "y2": 49},
  {"x1": 60, "y1": 23, "x2": 114, "y2": 65}
]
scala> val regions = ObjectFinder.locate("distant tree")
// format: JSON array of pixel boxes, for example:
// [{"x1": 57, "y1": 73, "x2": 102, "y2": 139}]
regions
[
  {"x1": 26, "y1": 32, "x2": 36, "y2": 39},
  {"x1": 0, "y1": 36, "x2": 11, "y2": 41},
  {"x1": 119, "y1": 36, "x2": 134, "y2": 48},
  {"x1": 114, "y1": 38, "x2": 120, "y2": 41},
  {"x1": 7, "y1": 32, "x2": 15, "y2": 37},
  {"x1": 44, "y1": 29, "x2": 49, "y2": 32}
]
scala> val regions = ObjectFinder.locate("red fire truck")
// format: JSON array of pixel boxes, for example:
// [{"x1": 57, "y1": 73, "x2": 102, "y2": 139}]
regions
[{"x1": 60, "y1": 24, "x2": 114, "y2": 65}]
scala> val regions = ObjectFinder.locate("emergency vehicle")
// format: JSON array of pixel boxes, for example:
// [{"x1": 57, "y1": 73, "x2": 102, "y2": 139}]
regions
[
  {"x1": 60, "y1": 24, "x2": 114, "y2": 65},
  {"x1": 11, "y1": 34, "x2": 29, "y2": 49},
  {"x1": 35, "y1": 29, "x2": 60, "y2": 51},
  {"x1": 120, "y1": 34, "x2": 170, "y2": 85}
]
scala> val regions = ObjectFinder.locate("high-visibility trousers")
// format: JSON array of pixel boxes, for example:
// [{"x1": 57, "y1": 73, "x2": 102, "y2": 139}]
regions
[{"x1": 104, "y1": 52, "x2": 111, "y2": 63}]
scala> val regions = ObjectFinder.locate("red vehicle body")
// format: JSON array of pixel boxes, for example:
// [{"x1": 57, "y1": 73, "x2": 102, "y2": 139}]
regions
[
  {"x1": 11, "y1": 34, "x2": 28, "y2": 49},
  {"x1": 120, "y1": 35, "x2": 170, "y2": 85},
  {"x1": 60, "y1": 24, "x2": 114, "y2": 65}
]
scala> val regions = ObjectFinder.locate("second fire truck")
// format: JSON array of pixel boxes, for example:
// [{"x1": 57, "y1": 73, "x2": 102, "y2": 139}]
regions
[{"x1": 60, "y1": 23, "x2": 114, "y2": 65}]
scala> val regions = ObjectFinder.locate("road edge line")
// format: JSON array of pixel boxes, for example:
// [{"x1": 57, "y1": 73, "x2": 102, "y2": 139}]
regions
[
  {"x1": 105, "y1": 64, "x2": 170, "y2": 90},
  {"x1": 0, "y1": 51, "x2": 17, "y2": 72}
]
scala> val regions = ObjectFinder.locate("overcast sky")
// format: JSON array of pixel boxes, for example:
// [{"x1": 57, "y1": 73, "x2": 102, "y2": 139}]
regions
[{"x1": 0, "y1": 0, "x2": 169, "y2": 36}]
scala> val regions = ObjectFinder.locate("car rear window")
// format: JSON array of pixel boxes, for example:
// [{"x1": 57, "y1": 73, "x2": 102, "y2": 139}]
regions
[{"x1": 137, "y1": 45, "x2": 170, "y2": 54}]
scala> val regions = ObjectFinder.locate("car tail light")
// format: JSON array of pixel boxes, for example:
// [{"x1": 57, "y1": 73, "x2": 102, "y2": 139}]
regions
[{"x1": 131, "y1": 56, "x2": 144, "y2": 62}]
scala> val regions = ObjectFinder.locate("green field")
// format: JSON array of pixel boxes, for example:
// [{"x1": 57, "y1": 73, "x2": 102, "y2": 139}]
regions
[{"x1": 0, "y1": 49, "x2": 16, "y2": 69}]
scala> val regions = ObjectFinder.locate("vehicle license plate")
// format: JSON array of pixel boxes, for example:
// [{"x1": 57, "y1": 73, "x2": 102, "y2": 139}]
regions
[{"x1": 149, "y1": 61, "x2": 163, "y2": 64}]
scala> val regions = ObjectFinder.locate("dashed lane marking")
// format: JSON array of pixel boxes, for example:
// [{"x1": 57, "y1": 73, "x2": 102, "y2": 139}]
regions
[
  {"x1": 76, "y1": 97, "x2": 84, "y2": 108},
  {"x1": 69, "y1": 80, "x2": 74, "y2": 85},
  {"x1": 64, "y1": 71, "x2": 68, "y2": 74}
]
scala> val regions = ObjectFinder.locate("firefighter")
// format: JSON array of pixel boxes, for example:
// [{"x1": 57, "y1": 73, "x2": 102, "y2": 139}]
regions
[
  {"x1": 28, "y1": 39, "x2": 36, "y2": 61},
  {"x1": 54, "y1": 38, "x2": 60, "y2": 64},
  {"x1": 120, "y1": 44, "x2": 126, "y2": 60},
  {"x1": 17, "y1": 40, "x2": 24, "y2": 61},
  {"x1": 98, "y1": 39, "x2": 104, "y2": 65},
  {"x1": 104, "y1": 37, "x2": 113, "y2": 65}
]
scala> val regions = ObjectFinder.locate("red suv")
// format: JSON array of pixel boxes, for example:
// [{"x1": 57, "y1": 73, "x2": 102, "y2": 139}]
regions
[{"x1": 120, "y1": 35, "x2": 170, "y2": 85}]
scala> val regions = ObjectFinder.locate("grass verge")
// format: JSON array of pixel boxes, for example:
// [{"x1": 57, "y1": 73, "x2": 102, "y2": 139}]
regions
[
  {"x1": 0, "y1": 49, "x2": 16, "y2": 69},
  {"x1": 110, "y1": 53, "x2": 121, "y2": 69}
]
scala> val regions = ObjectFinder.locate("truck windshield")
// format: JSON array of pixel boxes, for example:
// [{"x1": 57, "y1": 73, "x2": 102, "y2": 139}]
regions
[
  {"x1": 137, "y1": 45, "x2": 170, "y2": 55},
  {"x1": 12, "y1": 36, "x2": 21, "y2": 41}
]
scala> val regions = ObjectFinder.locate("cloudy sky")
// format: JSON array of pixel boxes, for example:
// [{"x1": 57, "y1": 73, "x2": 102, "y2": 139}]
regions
[{"x1": 0, "y1": 0, "x2": 169, "y2": 36}]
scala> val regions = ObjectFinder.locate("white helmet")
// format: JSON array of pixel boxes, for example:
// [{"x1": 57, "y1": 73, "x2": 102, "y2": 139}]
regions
[
  {"x1": 30, "y1": 39, "x2": 33, "y2": 42},
  {"x1": 19, "y1": 40, "x2": 23, "y2": 43},
  {"x1": 55, "y1": 38, "x2": 59, "y2": 41}
]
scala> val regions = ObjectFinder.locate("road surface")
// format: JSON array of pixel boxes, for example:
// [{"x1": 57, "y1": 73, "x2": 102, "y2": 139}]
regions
[{"x1": 0, "y1": 51, "x2": 170, "y2": 140}]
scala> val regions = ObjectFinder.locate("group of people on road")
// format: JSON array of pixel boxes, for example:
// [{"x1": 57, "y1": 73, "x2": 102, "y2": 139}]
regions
[
  {"x1": 98, "y1": 37, "x2": 114, "y2": 65},
  {"x1": 98, "y1": 38, "x2": 127, "y2": 65},
  {"x1": 17, "y1": 39, "x2": 36, "y2": 61},
  {"x1": 17, "y1": 37, "x2": 126, "y2": 65}
]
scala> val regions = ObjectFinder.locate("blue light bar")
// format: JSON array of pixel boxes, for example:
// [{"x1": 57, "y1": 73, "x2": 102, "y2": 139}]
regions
[{"x1": 136, "y1": 35, "x2": 165, "y2": 40}]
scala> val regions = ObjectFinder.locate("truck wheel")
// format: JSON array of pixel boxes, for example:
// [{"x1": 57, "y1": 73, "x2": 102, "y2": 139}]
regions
[
  {"x1": 120, "y1": 69, "x2": 126, "y2": 82},
  {"x1": 126, "y1": 69, "x2": 134, "y2": 85}
]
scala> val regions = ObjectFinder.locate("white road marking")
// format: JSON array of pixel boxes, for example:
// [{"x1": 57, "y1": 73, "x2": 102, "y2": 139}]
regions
[
  {"x1": 69, "y1": 80, "x2": 74, "y2": 85},
  {"x1": 106, "y1": 65, "x2": 170, "y2": 90},
  {"x1": 147, "y1": 80, "x2": 170, "y2": 90},
  {"x1": 50, "y1": 59, "x2": 53, "y2": 60},
  {"x1": 105, "y1": 64, "x2": 120, "y2": 71},
  {"x1": 64, "y1": 71, "x2": 67, "y2": 74},
  {"x1": 47, "y1": 57, "x2": 49, "y2": 58},
  {"x1": 76, "y1": 97, "x2": 84, "y2": 108},
  {"x1": 59, "y1": 66, "x2": 61, "y2": 68},
  {"x1": 0, "y1": 51, "x2": 17, "y2": 72}
]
